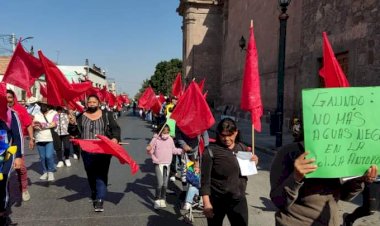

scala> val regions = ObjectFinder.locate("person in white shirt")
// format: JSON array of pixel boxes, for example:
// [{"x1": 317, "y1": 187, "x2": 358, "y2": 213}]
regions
[{"x1": 32, "y1": 98, "x2": 58, "y2": 181}]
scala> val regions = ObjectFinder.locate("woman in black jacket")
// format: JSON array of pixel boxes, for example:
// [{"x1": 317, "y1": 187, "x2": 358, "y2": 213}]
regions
[
  {"x1": 201, "y1": 118, "x2": 258, "y2": 226},
  {"x1": 72, "y1": 95, "x2": 120, "y2": 212}
]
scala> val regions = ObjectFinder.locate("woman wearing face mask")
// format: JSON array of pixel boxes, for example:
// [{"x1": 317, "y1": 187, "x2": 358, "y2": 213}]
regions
[
  {"x1": 73, "y1": 95, "x2": 120, "y2": 212},
  {"x1": 201, "y1": 118, "x2": 259, "y2": 226},
  {"x1": 32, "y1": 98, "x2": 58, "y2": 181},
  {"x1": 146, "y1": 124, "x2": 183, "y2": 209}
]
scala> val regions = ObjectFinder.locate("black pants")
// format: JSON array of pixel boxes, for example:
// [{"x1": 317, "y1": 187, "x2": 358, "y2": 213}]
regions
[
  {"x1": 72, "y1": 143, "x2": 81, "y2": 159},
  {"x1": 207, "y1": 195, "x2": 248, "y2": 226},
  {"x1": 56, "y1": 135, "x2": 71, "y2": 161},
  {"x1": 0, "y1": 156, "x2": 14, "y2": 213},
  {"x1": 81, "y1": 151, "x2": 112, "y2": 200},
  {"x1": 345, "y1": 181, "x2": 380, "y2": 223}
]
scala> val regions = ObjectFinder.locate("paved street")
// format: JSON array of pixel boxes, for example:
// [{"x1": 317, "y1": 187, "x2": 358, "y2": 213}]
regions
[{"x1": 7, "y1": 112, "x2": 380, "y2": 226}]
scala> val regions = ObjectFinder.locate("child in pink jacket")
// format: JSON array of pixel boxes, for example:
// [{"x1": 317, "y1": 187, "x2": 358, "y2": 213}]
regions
[{"x1": 146, "y1": 124, "x2": 182, "y2": 209}]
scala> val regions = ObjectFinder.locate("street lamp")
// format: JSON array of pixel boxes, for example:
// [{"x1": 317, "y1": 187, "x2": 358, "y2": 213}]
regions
[{"x1": 275, "y1": 0, "x2": 291, "y2": 147}]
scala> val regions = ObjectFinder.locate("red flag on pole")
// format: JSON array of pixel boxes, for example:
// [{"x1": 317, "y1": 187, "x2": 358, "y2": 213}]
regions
[
  {"x1": 171, "y1": 81, "x2": 215, "y2": 138},
  {"x1": 197, "y1": 79, "x2": 205, "y2": 92},
  {"x1": 2, "y1": 42, "x2": 44, "y2": 96},
  {"x1": 39, "y1": 83, "x2": 47, "y2": 97},
  {"x1": 159, "y1": 94, "x2": 166, "y2": 104},
  {"x1": 38, "y1": 51, "x2": 91, "y2": 106},
  {"x1": 0, "y1": 83, "x2": 10, "y2": 124},
  {"x1": 240, "y1": 22, "x2": 263, "y2": 132},
  {"x1": 172, "y1": 73, "x2": 182, "y2": 97},
  {"x1": 71, "y1": 135, "x2": 139, "y2": 175},
  {"x1": 38, "y1": 51, "x2": 71, "y2": 106},
  {"x1": 319, "y1": 32, "x2": 350, "y2": 88},
  {"x1": 138, "y1": 87, "x2": 155, "y2": 109}
]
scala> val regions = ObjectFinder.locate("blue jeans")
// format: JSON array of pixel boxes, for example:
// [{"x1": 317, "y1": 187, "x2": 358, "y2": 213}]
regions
[
  {"x1": 81, "y1": 151, "x2": 112, "y2": 200},
  {"x1": 36, "y1": 142, "x2": 56, "y2": 173},
  {"x1": 185, "y1": 185, "x2": 199, "y2": 204}
]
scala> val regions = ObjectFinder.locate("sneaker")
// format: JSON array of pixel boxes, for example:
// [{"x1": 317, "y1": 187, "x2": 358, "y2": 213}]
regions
[
  {"x1": 169, "y1": 176, "x2": 176, "y2": 182},
  {"x1": 154, "y1": 200, "x2": 161, "y2": 209},
  {"x1": 22, "y1": 190, "x2": 30, "y2": 202},
  {"x1": 73, "y1": 154, "x2": 78, "y2": 160},
  {"x1": 39, "y1": 173, "x2": 48, "y2": 180},
  {"x1": 94, "y1": 200, "x2": 104, "y2": 212},
  {"x1": 160, "y1": 200, "x2": 166, "y2": 208},
  {"x1": 65, "y1": 159, "x2": 71, "y2": 167},
  {"x1": 183, "y1": 202, "x2": 191, "y2": 210},
  {"x1": 56, "y1": 161, "x2": 64, "y2": 168},
  {"x1": 47, "y1": 172, "x2": 55, "y2": 181}
]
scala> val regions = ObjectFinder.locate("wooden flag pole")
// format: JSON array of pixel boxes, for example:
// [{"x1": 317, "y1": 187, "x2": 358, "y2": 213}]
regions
[
  {"x1": 252, "y1": 124, "x2": 255, "y2": 155},
  {"x1": 250, "y1": 19, "x2": 254, "y2": 155}
]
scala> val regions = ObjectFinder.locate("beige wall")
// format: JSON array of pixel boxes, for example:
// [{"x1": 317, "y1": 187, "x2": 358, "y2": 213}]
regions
[
  {"x1": 221, "y1": 0, "x2": 303, "y2": 118},
  {"x1": 178, "y1": 0, "x2": 380, "y2": 121},
  {"x1": 178, "y1": 1, "x2": 224, "y2": 107}
]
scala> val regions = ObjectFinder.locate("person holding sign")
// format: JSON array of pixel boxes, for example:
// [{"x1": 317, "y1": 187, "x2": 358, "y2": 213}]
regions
[
  {"x1": 270, "y1": 140, "x2": 378, "y2": 226},
  {"x1": 200, "y1": 118, "x2": 258, "y2": 226}
]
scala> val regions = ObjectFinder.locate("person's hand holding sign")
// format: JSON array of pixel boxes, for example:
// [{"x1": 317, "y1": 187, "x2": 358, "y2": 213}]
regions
[
  {"x1": 294, "y1": 152, "x2": 318, "y2": 182},
  {"x1": 363, "y1": 165, "x2": 378, "y2": 183}
]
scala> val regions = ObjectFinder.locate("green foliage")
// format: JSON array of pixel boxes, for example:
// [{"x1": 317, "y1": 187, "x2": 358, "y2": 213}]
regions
[{"x1": 135, "y1": 58, "x2": 182, "y2": 99}]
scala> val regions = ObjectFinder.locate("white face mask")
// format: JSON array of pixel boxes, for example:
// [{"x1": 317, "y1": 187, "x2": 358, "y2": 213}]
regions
[{"x1": 161, "y1": 134, "x2": 170, "y2": 140}]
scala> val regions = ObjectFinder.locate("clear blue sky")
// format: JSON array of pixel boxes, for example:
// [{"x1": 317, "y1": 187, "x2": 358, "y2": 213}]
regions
[{"x1": 0, "y1": 0, "x2": 182, "y2": 97}]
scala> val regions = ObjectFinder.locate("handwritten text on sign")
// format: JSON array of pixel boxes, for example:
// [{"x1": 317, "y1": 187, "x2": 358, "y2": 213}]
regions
[{"x1": 302, "y1": 87, "x2": 380, "y2": 178}]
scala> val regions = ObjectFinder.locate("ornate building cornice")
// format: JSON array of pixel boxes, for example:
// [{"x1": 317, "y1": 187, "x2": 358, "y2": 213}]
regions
[{"x1": 177, "y1": 0, "x2": 224, "y2": 16}]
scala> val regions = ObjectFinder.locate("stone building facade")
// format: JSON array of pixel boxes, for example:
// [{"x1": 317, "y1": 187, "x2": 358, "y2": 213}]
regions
[{"x1": 177, "y1": 0, "x2": 380, "y2": 123}]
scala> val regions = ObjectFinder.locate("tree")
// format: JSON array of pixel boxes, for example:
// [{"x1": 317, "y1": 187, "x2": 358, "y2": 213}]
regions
[{"x1": 135, "y1": 58, "x2": 182, "y2": 99}]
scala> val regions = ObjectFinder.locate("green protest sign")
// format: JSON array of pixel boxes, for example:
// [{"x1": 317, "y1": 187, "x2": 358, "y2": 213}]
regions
[
  {"x1": 302, "y1": 87, "x2": 380, "y2": 178},
  {"x1": 166, "y1": 112, "x2": 176, "y2": 138}
]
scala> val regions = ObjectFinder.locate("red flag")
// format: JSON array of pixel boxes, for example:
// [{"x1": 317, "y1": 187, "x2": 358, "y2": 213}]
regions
[
  {"x1": 198, "y1": 79, "x2": 205, "y2": 92},
  {"x1": 172, "y1": 73, "x2": 182, "y2": 97},
  {"x1": 199, "y1": 136, "x2": 205, "y2": 156},
  {"x1": 71, "y1": 135, "x2": 139, "y2": 175},
  {"x1": 0, "y1": 83, "x2": 10, "y2": 124},
  {"x1": 38, "y1": 51, "x2": 91, "y2": 106},
  {"x1": 159, "y1": 94, "x2": 165, "y2": 104},
  {"x1": 138, "y1": 87, "x2": 155, "y2": 109},
  {"x1": 99, "y1": 85, "x2": 108, "y2": 102},
  {"x1": 2, "y1": 42, "x2": 44, "y2": 96},
  {"x1": 107, "y1": 91, "x2": 117, "y2": 108},
  {"x1": 40, "y1": 83, "x2": 47, "y2": 97},
  {"x1": 67, "y1": 100, "x2": 84, "y2": 112},
  {"x1": 171, "y1": 81, "x2": 215, "y2": 138},
  {"x1": 145, "y1": 95, "x2": 162, "y2": 114},
  {"x1": 319, "y1": 32, "x2": 350, "y2": 88},
  {"x1": 240, "y1": 23, "x2": 263, "y2": 132}
]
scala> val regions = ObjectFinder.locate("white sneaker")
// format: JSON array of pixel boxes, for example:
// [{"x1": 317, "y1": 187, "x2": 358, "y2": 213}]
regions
[
  {"x1": 65, "y1": 159, "x2": 71, "y2": 167},
  {"x1": 73, "y1": 154, "x2": 78, "y2": 160},
  {"x1": 40, "y1": 173, "x2": 48, "y2": 180},
  {"x1": 154, "y1": 200, "x2": 161, "y2": 209},
  {"x1": 22, "y1": 190, "x2": 31, "y2": 201},
  {"x1": 169, "y1": 176, "x2": 176, "y2": 182},
  {"x1": 183, "y1": 202, "x2": 191, "y2": 210},
  {"x1": 56, "y1": 161, "x2": 64, "y2": 168},
  {"x1": 47, "y1": 172, "x2": 55, "y2": 181},
  {"x1": 160, "y1": 200, "x2": 167, "y2": 208}
]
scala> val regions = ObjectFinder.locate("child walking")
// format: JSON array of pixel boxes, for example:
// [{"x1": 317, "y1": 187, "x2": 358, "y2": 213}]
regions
[{"x1": 146, "y1": 124, "x2": 183, "y2": 209}]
